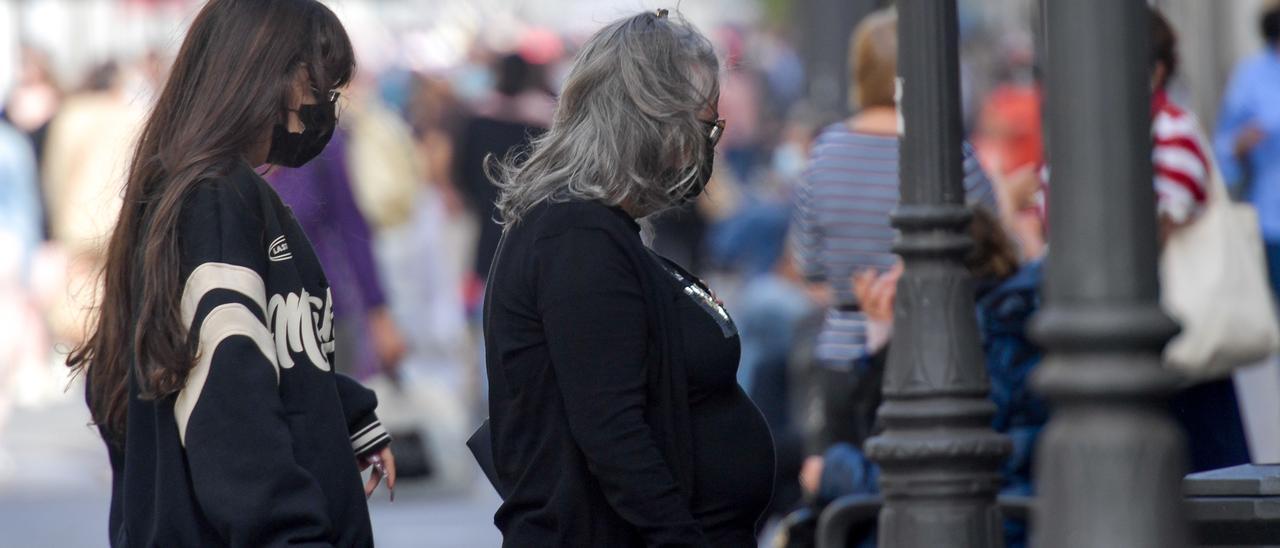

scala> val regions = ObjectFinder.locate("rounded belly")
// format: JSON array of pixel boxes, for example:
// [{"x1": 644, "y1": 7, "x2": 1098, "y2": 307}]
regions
[{"x1": 689, "y1": 386, "x2": 776, "y2": 539}]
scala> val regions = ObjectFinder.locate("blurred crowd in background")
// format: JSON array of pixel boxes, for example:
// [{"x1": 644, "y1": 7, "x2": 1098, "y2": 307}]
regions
[{"x1": 1, "y1": 0, "x2": 1279, "y2": 546}]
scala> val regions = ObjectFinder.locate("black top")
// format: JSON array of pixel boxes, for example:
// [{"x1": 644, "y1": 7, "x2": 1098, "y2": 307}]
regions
[
  {"x1": 659, "y1": 261, "x2": 775, "y2": 544},
  {"x1": 93, "y1": 162, "x2": 389, "y2": 548},
  {"x1": 455, "y1": 116, "x2": 544, "y2": 279},
  {"x1": 486, "y1": 200, "x2": 780, "y2": 547}
]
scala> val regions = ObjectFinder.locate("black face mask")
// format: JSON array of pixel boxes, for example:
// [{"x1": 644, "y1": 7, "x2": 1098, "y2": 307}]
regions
[
  {"x1": 677, "y1": 140, "x2": 716, "y2": 205},
  {"x1": 266, "y1": 100, "x2": 337, "y2": 168}
]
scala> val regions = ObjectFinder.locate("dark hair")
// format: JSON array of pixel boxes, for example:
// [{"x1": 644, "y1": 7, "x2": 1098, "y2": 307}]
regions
[
  {"x1": 965, "y1": 207, "x2": 1020, "y2": 283},
  {"x1": 1150, "y1": 7, "x2": 1178, "y2": 90},
  {"x1": 68, "y1": 0, "x2": 355, "y2": 441},
  {"x1": 1263, "y1": 4, "x2": 1280, "y2": 44}
]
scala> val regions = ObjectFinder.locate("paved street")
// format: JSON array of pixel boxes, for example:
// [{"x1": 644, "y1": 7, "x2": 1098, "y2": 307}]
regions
[{"x1": 0, "y1": 375, "x2": 501, "y2": 548}]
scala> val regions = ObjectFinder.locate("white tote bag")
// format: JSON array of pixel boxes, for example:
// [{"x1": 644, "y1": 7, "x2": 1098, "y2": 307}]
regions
[{"x1": 1159, "y1": 132, "x2": 1280, "y2": 379}]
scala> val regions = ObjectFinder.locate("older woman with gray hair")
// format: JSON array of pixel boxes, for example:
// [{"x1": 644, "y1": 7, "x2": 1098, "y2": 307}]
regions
[{"x1": 479, "y1": 9, "x2": 774, "y2": 547}]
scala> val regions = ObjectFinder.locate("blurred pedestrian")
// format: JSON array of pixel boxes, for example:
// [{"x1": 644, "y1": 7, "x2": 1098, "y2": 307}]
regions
[
  {"x1": 800, "y1": 208, "x2": 1044, "y2": 548},
  {"x1": 0, "y1": 119, "x2": 45, "y2": 477},
  {"x1": 973, "y1": 84, "x2": 1046, "y2": 258},
  {"x1": 39, "y1": 61, "x2": 146, "y2": 346},
  {"x1": 478, "y1": 10, "x2": 774, "y2": 546},
  {"x1": 455, "y1": 49, "x2": 554, "y2": 290},
  {"x1": 790, "y1": 7, "x2": 996, "y2": 446},
  {"x1": 1149, "y1": 7, "x2": 1251, "y2": 473},
  {"x1": 0, "y1": 121, "x2": 41, "y2": 282},
  {"x1": 344, "y1": 78, "x2": 425, "y2": 233},
  {"x1": 1150, "y1": 9, "x2": 1210, "y2": 240},
  {"x1": 407, "y1": 74, "x2": 467, "y2": 214},
  {"x1": 1, "y1": 46, "x2": 60, "y2": 239},
  {"x1": 396, "y1": 74, "x2": 478, "y2": 396},
  {"x1": 1215, "y1": 0, "x2": 1280, "y2": 297},
  {"x1": 67, "y1": 2, "x2": 395, "y2": 545},
  {"x1": 343, "y1": 76, "x2": 470, "y2": 383},
  {"x1": 714, "y1": 25, "x2": 764, "y2": 185},
  {"x1": 269, "y1": 128, "x2": 408, "y2": 380}
]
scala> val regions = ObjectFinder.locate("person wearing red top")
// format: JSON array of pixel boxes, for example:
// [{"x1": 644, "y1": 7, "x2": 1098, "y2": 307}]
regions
[
  {"x1": 1150, "y1": 7, "x2": 1250, "y2": 473},
  {"x1": 1015, "y1": 10, "x2": 1214, "y2": 244},
  {"x1": 1001, "y1": 9, "x2": 1249, "y2": 472},
  {"x1": 1153, "y1": 90, "x2": 1209, "y2": 226},
  {"x1": 1150, "y1": 12, "x2": 1211, "y2": 239}
]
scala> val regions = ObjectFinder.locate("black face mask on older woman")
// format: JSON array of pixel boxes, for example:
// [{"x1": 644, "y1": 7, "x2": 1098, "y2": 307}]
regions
[
  {"x1": 676, "y1": 118, "x2": 725, "y2": 204},
  {"x1": 267, "y1": 92, "x2": 338, "y2": 168}
]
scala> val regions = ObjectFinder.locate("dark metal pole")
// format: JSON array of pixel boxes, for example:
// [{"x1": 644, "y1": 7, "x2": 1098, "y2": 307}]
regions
[
  {"x1": 1031, "y1": 0, "x2": 1189, "y2": 546},
  {"x1": 862, "y1": 0, "x2": 1010, "y2": 545}
]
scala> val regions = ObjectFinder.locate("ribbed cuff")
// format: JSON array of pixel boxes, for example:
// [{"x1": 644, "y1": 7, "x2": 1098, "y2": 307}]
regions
[{"x1": 351, "y1": 419, "x2": 392, "y2": 457}]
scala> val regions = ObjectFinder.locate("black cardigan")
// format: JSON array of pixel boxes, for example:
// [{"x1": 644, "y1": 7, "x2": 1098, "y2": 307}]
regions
[{"x1": 482, "y1": 200, "x2": 707, "y2": 547}]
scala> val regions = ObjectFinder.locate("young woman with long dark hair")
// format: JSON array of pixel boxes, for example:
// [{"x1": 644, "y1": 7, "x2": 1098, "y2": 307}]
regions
[{"x1": 68, "y1": 1, "x2": 395, "y2": 545}]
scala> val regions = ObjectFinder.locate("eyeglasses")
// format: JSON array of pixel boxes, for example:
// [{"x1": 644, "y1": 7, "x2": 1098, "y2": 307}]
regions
[
  {"x1": 309, "y1": 87, "x2": 345, "y2": 116},
  {"x1": 307, "y1": 86, "x2": 340, "y2": 101},
  {"x1": 703, "y1": 118, "x2": 726, "y2": 146}
]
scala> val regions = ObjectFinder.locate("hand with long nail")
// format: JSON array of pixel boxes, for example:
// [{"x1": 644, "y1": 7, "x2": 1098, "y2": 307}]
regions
[{"x1": 358, "y1": 446, "x2": 397, "y2": 502}]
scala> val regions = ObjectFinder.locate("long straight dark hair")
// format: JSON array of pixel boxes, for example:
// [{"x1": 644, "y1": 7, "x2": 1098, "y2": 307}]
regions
[{"x1": 68, "y1": 0, "x2": 355, "y2": 440}]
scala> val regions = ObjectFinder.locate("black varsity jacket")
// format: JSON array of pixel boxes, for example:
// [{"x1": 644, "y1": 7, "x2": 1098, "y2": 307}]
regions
[{"x1": 94, "y1": 161, "x2": 390, "y2": 547}]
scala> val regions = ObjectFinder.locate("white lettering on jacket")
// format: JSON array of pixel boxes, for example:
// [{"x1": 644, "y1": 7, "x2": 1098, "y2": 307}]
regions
[
  {"x1": 175, "y1": 262, "x2": 336, "y2": 446},
  {"x1": 267, "y1": 287, "x2": 335, "y2": 371}
]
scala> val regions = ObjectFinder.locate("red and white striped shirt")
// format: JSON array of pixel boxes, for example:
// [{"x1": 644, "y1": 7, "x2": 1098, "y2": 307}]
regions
[
  {"x1": 1152, "y1": 89, "x2": 1210, "y2": 224},
  {"x1": 1028, "y1": 91, "x2": 1210, "y2": 228}
]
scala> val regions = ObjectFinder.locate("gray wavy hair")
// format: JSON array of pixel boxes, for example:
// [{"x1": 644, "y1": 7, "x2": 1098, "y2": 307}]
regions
[{"x1": 490, "y1": 10, "x2": 720, "y2": 227}]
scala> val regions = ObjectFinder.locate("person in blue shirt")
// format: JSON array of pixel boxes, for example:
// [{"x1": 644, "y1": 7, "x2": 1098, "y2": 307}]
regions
[
  {"x1": 1215, "y1": 1, "x2": 1280, "y2": 293},
  {"x1": 0, "y1": 121, "x2": 41, "y2": 284}
]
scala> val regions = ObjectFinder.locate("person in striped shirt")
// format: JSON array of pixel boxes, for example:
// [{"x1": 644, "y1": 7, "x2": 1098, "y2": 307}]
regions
[
  {"x1": 1024, "y1": 11, "x2": 1212, "y2": 240},
  {"x1": 790, "y1": 8, "x2": 996, "y2": 372},
  {"x1": 1150, "y1": 6, "x2": 1249, "y2": 474},
  {"x1": 789, "y1": 8, "x2": 999, "y2": 461},
  {"x1": 1018, "y1": 8, "x2": 1243, "y2": 472},
  {"x1": 1151, "y1": 9, "x2": 1210, "y2": 240}
]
